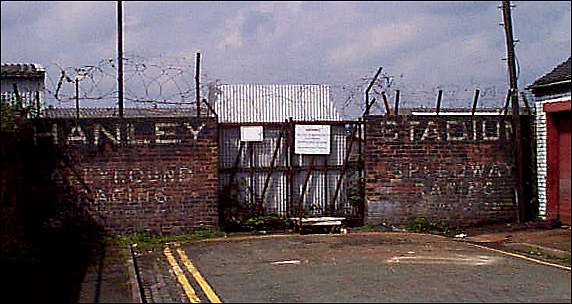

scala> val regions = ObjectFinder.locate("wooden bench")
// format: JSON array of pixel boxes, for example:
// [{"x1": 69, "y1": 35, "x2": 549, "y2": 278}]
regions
[{"x1": 291, "y1": 217, "x2": 345, "y2": 234}]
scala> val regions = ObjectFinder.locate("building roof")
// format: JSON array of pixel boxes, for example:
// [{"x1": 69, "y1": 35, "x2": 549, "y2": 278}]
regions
[
  {"x1": 212, "y1": 84, "x2": 340, "y2": 123},
  {"x1": 1, "y1": 63, "x2": 45, "y2": 78},
  {"x1": 43, "y1": 107, "x2": 204, "y2": 119},
  {"x1": 528, "y1": 57, "x2": 571, "y2": 90}
]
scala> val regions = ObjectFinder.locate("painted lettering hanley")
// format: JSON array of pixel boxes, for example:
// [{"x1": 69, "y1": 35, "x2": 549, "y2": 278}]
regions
[
  {"x1": 31, "y1": 117, "x2": 219, "y2": 234},
  {"x1": 33, "y1": 119, "x2": 207, "y2": 146}
]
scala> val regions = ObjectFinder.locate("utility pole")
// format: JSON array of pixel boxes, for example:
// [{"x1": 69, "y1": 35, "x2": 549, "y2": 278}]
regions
[
  {"x1": 117, "y1": 0, "x2": 124, "y2": 119},
  {"x1": 195, "y1": 52, "x2": 201, "y2": 117},
  {"x1": 501, "y1": 0, "x2": 525, "y2": 223},
  {"x1": 75, "y1": 78, "x2": 80, "y2": 121}
]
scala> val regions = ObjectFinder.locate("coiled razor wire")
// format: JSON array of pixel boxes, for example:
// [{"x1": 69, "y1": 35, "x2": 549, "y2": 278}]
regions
[{"x1": 42, "y1": 55, "x2": 514, "y2": 117}]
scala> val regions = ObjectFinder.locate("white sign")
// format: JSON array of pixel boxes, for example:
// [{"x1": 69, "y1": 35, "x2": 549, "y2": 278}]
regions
[
  {"x1": 295, "y1": 125, "x2": 330, "y2": 155},
  {"x1": 240, "y1": 126, "x2": 264, "y2": 142}
]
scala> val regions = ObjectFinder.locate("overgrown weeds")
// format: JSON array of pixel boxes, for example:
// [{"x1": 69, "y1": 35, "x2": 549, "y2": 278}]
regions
[
  {"x1": 224, "y1": 215, "x2": 293, "y2": 232},
  {"x1": 406, "y1": 217, "x2": 450, "y2": 235},
  {"x1": 106, "y1": 229, "x2": 226, "y2": 250}
]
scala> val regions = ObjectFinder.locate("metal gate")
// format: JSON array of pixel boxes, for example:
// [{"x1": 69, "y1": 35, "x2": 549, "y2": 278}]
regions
[{"x1": 218, "y1": 120, "x2": 364, "y2": 224}]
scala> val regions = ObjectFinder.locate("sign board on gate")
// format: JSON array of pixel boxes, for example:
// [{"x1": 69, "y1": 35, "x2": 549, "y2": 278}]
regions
[
  {"x1": 240, "y1": 126, "x2": 263, "y2": 142},
  {"x1": 295, "y1": 125, "x2": 330, "y2": 155}
]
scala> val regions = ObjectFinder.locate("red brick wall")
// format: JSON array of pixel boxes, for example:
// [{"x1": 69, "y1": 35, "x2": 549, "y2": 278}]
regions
[
  {"x1": 33, "y1": 117, "x2": 218, "y2": 234},
  {"x1": 365, "y1": 115, "x2": 517, "y2": 227}
]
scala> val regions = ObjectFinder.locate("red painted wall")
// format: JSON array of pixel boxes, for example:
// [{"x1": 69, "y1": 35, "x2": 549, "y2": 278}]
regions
[
  {"x1": 544, "y1": 100, "x2": 571, "y2": 225},
  {"x1": 557, "y1": 115, "x2": 570, "y2": 225}
]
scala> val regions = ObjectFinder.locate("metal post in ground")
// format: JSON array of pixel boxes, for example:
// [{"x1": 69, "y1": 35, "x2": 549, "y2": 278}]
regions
[
  {"x1": 435, "y1": 90, "x2": 443, "y2": 115},
  {"x1": 381, "y1": 91, "x2": 391, "y2": 115},
  {"x1": 75, "y1": 79, "x2": 80, "y2": 121},
  {"x1": 364, "y1": 67, "x2": 383, "y2": 116},
  {"x1": 394, "y1": 90, "x2": 400, "y2": 116},
  {"x1": 471, "y1": 89, "x2": 480, "y2": 116}
]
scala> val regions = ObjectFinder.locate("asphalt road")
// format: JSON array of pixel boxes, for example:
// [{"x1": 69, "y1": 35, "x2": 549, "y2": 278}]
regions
[{"x1": 137, "y1": 232, "x2": 571, "y2": 303}]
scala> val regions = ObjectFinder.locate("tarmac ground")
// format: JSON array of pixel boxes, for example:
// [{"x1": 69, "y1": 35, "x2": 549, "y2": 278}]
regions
[{"x1": 132, "y1": 229, "x2": 570, "y2": 303}]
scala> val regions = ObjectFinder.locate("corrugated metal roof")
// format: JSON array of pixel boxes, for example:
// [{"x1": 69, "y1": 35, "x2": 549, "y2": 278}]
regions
[
  {"x1": 43, "y1": 107, "x2": 201, "y2": 119},
  {"x1": 1, "y1": 63, "x2": 45, "y2": 78},
  {"x1": 212, "y1": 84, "x2": 340, "y2": 123}
]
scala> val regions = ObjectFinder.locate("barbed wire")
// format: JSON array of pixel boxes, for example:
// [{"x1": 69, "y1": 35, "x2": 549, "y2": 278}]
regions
[
  {"x1": 44, "y1": 54, "x2": 210, "y2": 108},
  {"x1": 41, "y1": 55, "x2": 516, "y2": 118},
  {"x1": 326, "y1": 67, "x2": 515, "y2": 118}
]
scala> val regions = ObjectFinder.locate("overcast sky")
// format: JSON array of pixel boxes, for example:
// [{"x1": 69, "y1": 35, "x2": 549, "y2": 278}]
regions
[{"x1": 1, "y1": 1, "x2": 570, "y2": 117}]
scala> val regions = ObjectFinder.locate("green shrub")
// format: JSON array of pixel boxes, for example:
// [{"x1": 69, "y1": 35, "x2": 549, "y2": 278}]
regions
[{"x1": 224, "y1": 215, "x2": 292, "y2": 232}]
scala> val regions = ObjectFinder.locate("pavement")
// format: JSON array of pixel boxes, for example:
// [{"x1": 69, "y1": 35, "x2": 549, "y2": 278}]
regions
[
  {"x1": 133, "y1": 231, "x2": 571, "y2": 303},
  {"x1": 459, "y1": 224, "x2": 571, "y2": 267},
  {"x1": 77, "y1": 243, "x2": 135, "y2": 303}
]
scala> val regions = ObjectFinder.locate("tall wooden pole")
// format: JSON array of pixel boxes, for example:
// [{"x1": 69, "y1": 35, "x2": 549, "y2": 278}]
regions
[
  {"x1": 196, "y1": 52, "x2": 201, "y2": 117},
  {"x1": 501, "y1": 0, "x2": 525, "y2": 223},
  {"x1": 117, "y1": 0, "x2": 124, "y2": 119}
]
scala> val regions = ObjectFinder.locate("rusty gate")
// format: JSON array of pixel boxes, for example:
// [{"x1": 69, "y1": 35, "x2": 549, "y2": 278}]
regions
[{"x1": 218, "y1": 119, "x2": 364, "y2": 225}]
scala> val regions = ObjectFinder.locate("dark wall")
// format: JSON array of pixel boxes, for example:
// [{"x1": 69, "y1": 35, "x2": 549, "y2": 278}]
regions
[
  {"x1": 365, "y1": 115, "x2": 519, "y2": 227},
  {"x1": 32, "y1": 117, "x2": 219, "y2": 234}
]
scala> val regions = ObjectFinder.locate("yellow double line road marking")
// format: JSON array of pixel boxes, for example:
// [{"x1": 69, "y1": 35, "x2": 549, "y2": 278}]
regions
[
  {"x1": 163, "y1": 246, "x2": 201, "y2": 303},
  {"x1": 174, "y1": 244, "x2": 222, "y2": 303},
  {"x1": 163, "y1": 243, "x2": 222, "y2": 303}
]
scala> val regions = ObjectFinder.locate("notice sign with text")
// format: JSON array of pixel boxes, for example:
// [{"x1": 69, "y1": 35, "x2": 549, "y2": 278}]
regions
[
  {"x1": 295, "y1": 125, "x2": 331, "y2": 155},
  {"x1": 240, "y1": 126, "x2": 264, "y2": 142}
]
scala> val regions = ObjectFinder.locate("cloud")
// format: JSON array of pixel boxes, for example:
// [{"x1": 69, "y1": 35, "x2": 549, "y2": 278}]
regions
[
  {"x1": 1, "y1": 1, "x2": 570, "y2": 116},
  {"x1": 242, "y1": 11, "x2": 275, "y2": 41},
  {"x1": 327, "y1": 17, "x2": 430, "y2": 68}
]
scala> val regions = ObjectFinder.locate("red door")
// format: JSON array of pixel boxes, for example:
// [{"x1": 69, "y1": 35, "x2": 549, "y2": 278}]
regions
[{"x1": 557, "y1": 115, "x2": 571, "y2": 225}]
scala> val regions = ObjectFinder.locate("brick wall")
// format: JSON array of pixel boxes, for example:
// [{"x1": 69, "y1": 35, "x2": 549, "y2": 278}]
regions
[
  {"x1": 365, "y1": 115, "x2": 518, "y2": 227},
  {"x1": 33, "y1": 117, "x2": 218, "y2": 234}
]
